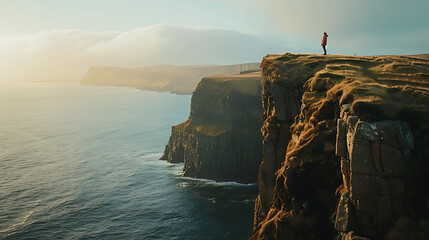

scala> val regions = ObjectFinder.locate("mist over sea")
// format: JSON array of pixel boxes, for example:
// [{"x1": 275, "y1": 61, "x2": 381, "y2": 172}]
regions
[{"x1": 0, "y1": 83, "x2": 257, "y2": 239}]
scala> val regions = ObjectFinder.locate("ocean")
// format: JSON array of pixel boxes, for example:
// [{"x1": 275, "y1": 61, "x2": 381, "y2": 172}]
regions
[{"x1": 0, "y1": 82, "x2": 257, "y2": 240}]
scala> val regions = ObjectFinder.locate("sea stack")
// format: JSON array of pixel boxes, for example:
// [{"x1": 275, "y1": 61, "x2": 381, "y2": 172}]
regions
[{"x1": 160, "y1": 71, "x2": 263, "y2": 183}]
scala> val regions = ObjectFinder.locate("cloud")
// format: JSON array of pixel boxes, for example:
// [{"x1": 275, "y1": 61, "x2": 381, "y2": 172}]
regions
[
  {"x1": 255, "y1": 0, "x2": 429, "y2": 55},
  {"x1": 0, "y1": 24, "x2": 287, "y2": 82},
  {"x1": 256, "y1": 0, "x2": 429, "y2": 34}
]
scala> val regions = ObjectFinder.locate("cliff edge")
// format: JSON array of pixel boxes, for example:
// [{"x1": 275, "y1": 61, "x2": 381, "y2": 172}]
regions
[
  {"x1": 160, "y1": 71, "x2": 263, "y2": 183},
  {"x1": 252, "y1": 53, "x2": 429, "y2": 239}
]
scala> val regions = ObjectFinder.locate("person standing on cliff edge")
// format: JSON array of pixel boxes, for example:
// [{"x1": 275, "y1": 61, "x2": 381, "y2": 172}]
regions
[{"x1": 321, "y1": 32, "x2": 328, "y2": 55}]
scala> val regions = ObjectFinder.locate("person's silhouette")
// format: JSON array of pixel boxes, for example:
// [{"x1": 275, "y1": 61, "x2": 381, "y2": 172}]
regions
[{"x1": 321, "y1": 32, "x2": 328, "y2": 55}]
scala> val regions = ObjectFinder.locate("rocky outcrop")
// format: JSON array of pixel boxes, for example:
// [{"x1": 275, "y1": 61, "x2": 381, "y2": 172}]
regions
[
  {"x1": 334, "y1": 107, "x2": 416, "y2": 239},
  {"x1": 160, "y1": 71, "x2": 263, "y2": 183},
  {"x1": 252, "y1": 53, "x2": 429, "y2": 239},
  {"x1": 81, "y1": 63, "x2": 260, "y2": 94}
]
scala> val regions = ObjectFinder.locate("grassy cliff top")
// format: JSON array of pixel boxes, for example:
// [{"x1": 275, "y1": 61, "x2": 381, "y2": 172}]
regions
[
  {"x1": 177, "y1": 71, "x2": 262, "y2": 136},
  {"x1": 262, "y1": 53, "x2": 429, "y2": 123},
  {"x1": 195, "y1": 71, "x2": 261, "y2": 96}
]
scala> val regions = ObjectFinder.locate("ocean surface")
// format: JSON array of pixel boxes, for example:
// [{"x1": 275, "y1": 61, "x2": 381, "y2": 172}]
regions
[{"x1": 0, "y1": 83, "x2": 258, "y2": 240}]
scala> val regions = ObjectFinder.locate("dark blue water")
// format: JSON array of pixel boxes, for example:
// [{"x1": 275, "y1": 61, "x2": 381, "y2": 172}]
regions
[{"x1": 0, "y1": 83, "x2": 257, "y2": 240}]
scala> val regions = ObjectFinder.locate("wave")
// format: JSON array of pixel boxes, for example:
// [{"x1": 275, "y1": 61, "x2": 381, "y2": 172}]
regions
[
  {"x1": 136, "y1": 151, "x2": 163, "y2": 159},
  {"x1": 177, "y1": 176, "x2": 257, "y2": 187},
  {"x1": 0, "y1": 210, "x2": 35, "y2": 234}
]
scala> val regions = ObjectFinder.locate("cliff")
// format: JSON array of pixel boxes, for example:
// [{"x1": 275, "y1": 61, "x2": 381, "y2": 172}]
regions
[
  {"x1": 160, "y1": 71, "x2": 263, "y2": 183},
  {"x1": 252, "y1": 53, "x2": 429, "y2": 239},
  {"x1": 81, "y1": 63, "x2": 260, "y2": 94}
]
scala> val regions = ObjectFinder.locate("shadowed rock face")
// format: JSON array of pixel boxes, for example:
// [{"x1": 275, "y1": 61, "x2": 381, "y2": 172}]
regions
[
  {"x1": 252, "y1": 53, "x2": 429, "y2": 239},
  {"x1": 160, "y1": 72, "x2": 263, "y2": 183}
]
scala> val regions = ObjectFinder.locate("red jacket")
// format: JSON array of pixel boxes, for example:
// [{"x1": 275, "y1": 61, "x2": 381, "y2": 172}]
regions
[{"x1": 321, "y1": 34, "x2": 328, "y2": 46}]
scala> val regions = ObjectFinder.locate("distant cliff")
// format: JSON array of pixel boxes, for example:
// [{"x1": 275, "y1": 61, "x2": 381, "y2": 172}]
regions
[
  {"x1": 252, "y1": 53, "x2": 429, "y2": 239},
  {"x1": 160, "y1": 71, "x2": 263, "y2": 183},
  {"x1": 81, "y1": 63, "x2": 260, "y2": 94}
]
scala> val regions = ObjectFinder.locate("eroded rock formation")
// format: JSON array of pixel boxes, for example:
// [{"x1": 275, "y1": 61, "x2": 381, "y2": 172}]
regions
[
  {"x1": 252, "y1": 53, "x2": 429, "y2": 239},
  {"x1": 160, "y1": 72, "x2": 263, "y2": 183}
]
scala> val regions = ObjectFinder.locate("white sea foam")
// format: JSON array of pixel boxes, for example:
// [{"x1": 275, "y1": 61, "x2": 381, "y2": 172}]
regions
[{"x1": 0, "y1": 83, "x2": 257, "y2": 239}]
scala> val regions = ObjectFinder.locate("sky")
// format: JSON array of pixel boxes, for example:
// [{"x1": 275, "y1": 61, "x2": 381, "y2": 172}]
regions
[{"x1": 0, "y1": 0, "x2": 428, "y2": 82}]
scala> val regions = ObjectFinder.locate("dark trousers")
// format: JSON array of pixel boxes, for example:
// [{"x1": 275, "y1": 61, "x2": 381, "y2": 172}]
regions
[{"x1": 322, "y1": 45, "x2": 327, "y2": 55}]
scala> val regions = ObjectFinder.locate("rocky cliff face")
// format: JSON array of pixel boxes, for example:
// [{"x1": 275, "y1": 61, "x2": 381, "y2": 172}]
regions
[
  {"x1": 160, "y1": 72, "x2": 263, "y2": 183},
  {"x1": 252, "y1": 53, "x2": 429, "y2": 239}
]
